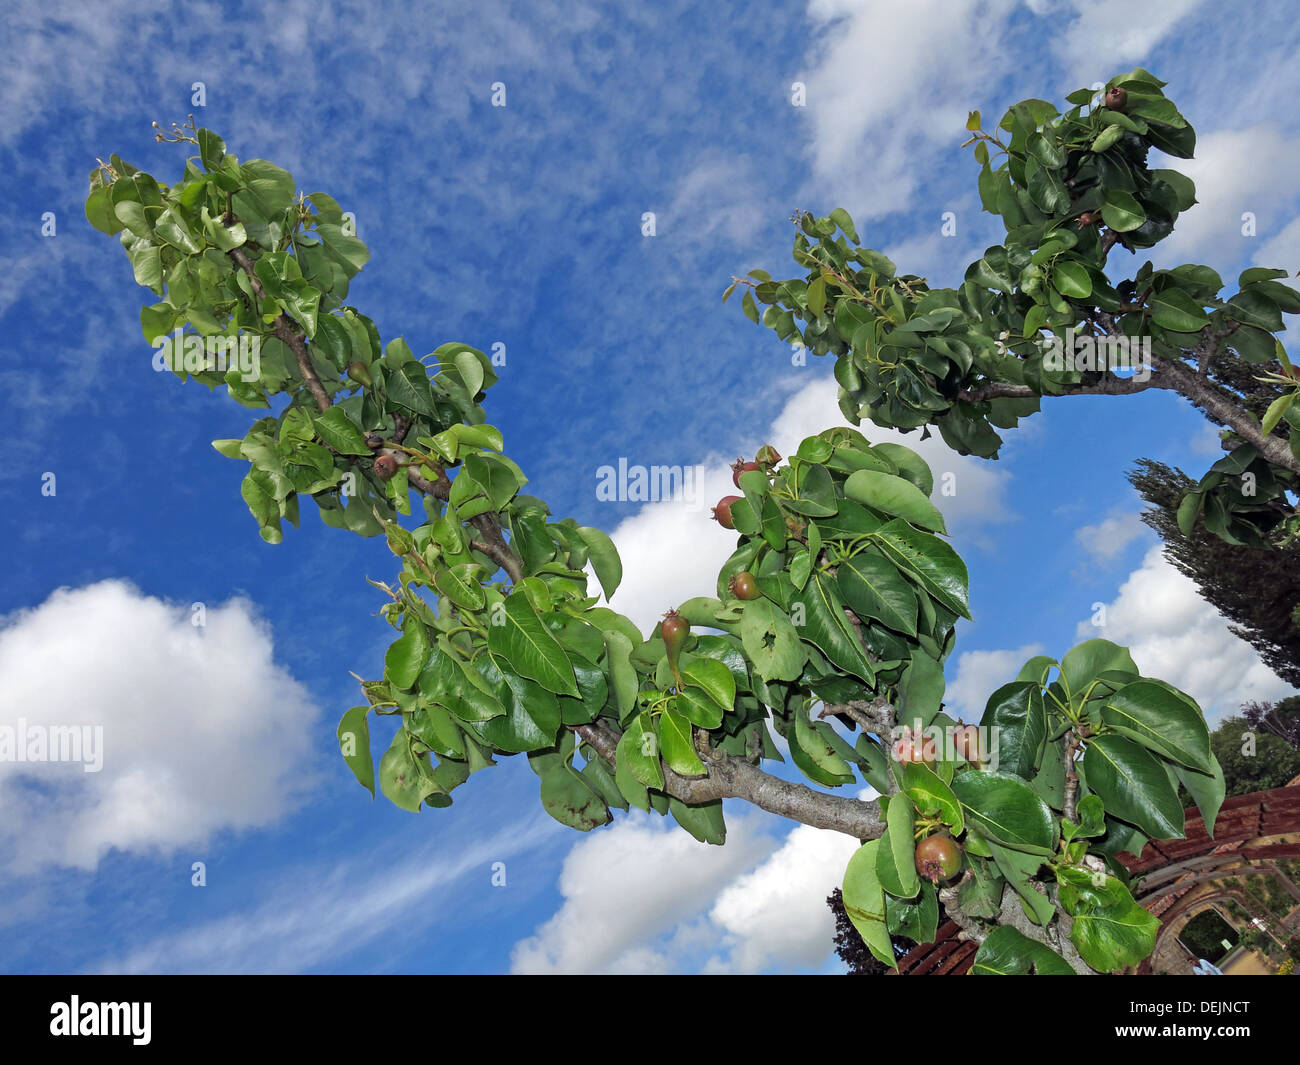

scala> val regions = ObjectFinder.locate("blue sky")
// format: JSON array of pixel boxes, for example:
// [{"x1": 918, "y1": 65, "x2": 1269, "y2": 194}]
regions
[{"x1": 1, "y1": 0, "x2": 1298, "y2": 974}]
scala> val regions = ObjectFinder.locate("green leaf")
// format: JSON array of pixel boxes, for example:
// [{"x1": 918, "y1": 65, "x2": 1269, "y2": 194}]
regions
[
  {"x1": 1101, "y1": 680, "x2": 1211, "y2": 772},
  {"x1": 668, "y1": 796, "x2": 727, "y2": 844},
  {"x1": 842, "y1": 840, "x2": 896, "y2": 968},
  {"x1": 385, "y1": 623, "x2": 428, "y2": 690},
  {"x1": 475, "y1": 655, "x2": 561, "y2": 752},
  {"x1": 882, "y1": 793, "x2": 920, "y2": 898},
  {"x1": 658, "y1": 706, "x2": 706, "y2": 776},
  {"x1": 1150, "y1": 287, "x2": 1210, "y2": 333},
  {"x1": 1059, "y1": 639, "x2": 1137, "y2": 700},
  {"x1": 538, "y1": 763, "x2": 611, "y2": 830},
  {"x1": 986, "y1": 838, "x2": 1054, "y2": 925},
  {"x1": 576, "y1": 525, "x2": 622, "y2": 600},
  {"x1": 378, "y1": 731, "x2": 427, "y2": 812},
  {"x1": 486, "y1": 593, "x2": 579, "y2": 697},
  {"x1": 836, "y1": 548, "x2": 918, "y2": 638},
  {"x1": 1262, "y1": 392, "x2": 1295, "y2": 437},
  {"x1": 899, "y1": 762, "x2": 963, "y2": 833},
  {"x1": 1052, "y1": 260, "x2": 1092, "y2": 299},
  {"x1": 434, "y1": 564, "x2": 487, "y2": 612},
  {"x1": 790, "y1": 708, "x2": 854, "y2": 787},
  {"x1": 971, "y1": 926, "x2": 1073, "y2": 975},
  {"x1": 1082, "y1": 734, "x2": 1185, "y2": 840},
  {"x1": 676, "y1": 686, "x2": 724, "y2": 729},
  {"x1": 896, "y1": 650, "x2": 945, "y2": 731},
  {"x1": 886, "y1": 883, "x2": 939, "y2": 943},
  {"x1": 1175, "y1": 756, "x2": 1225, "y2": 838},
  {"x1": 844, "y1": 470, "x2": 946, "y2": 533},
  {"x1": 793, "y1": 572, "x2": 876, "y2": 684},
  {"x1": 1101, "y1": 190, "x2": 1145, "y2": 232},
  {"x1": 980, "y1": 681, "x2": 1046, "y2": 778},
  {"x1": 807, "y1": 276, "x2": 827, "y2": 318},
  {"x1": 871, "y1": 520, "x2": 970, "y2": 619},
  {"x1": 952, "y1": 771, "x2": 1056, "y2": 855},
  {"x1": 617, "y1": 712, "x2": 664, "y2": 789},
  {"x1": 680, "y1": 657, "x2": 735, "y2": 711},
  {"x1": 602, "y1": 630, "x2": 638, "y2": 720},
  {"x1": 313, "y1": 406, "x2": 372, "y2": 456},
  {"x1": 1070, "y1": 895, "x2": 1159, "y2": 973},
  {"x1": 337, "y1": 706, "x2": 374, "y2": 797},
  {"x1": 959, "y1": 857, "x2": 1005, "y2": 918}
]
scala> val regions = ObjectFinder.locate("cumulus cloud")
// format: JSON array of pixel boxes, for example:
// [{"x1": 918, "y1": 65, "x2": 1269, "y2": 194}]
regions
[
  {"x1": 510, "y1": 809, "x2": 777, "y2": 973},
  {"x1": 1074, "y1": 510, "x2": 1149, "y2": 564},
  {"x1": 1078, "y1": 544, "x2": 1296, "y2": 718},
  {"x1": 1048, "y1": 0, "x2": 1206, "y2": 84},
  {"x1": 511, "y1": 789, "x2": 878, "y2": 974},
  {"x1": 0, "y1": 581, "x2": 320, "y2": 873},
  {"x1": 800, "y1": 0, "x2": 1020, "y2": 222},
  {"x1": 703, "y1": 820, "x2": 862, "y2": 973},
  {"x1": 600, "y1": 373, "x2": 1017, "y2": 633},
  {"x1": 944, "y1": 643, "x2": 1046, "y2": 720},
  {"x1": 1156, "y1": 125, "x2": 1300, "y2": 266}
]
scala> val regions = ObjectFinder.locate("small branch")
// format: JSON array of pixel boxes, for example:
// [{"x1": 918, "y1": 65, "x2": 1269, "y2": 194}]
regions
[
  {"x1": 227, "y1": 247, "x2": 331, "y2": 413},
  {"x1": 820, "y1": 695, "x2": 895, "y2": 735},
  {"x1": 958, "y1": 375, "x2": 1155, "y2": 403},
  {"x1": 938, "y1": 871, "x2": 987, "y2": 943},
  {"x1": 1063, "y1": 732, "x2": 1080, "y2": 824}
]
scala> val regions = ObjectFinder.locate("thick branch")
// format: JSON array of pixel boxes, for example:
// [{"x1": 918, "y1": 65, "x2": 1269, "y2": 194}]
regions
[
  {"x1": 996, "y1": 885, "x2": 1093, "y2": 974},
  {"x1": 573, "y1": 720, "x2": 884, "y2": 840},
  {"x1": 1149, "y1": 353, "x2": 1300, "y2": 473}
]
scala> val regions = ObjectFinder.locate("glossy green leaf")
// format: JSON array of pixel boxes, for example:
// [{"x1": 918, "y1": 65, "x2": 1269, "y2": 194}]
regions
[
  {"x1": 485, "y1": 593, "x2": 579, "y2": 697},
  {"x1": 980, "y1": 681, "x2": 1046, "y2": 778},
  {"x1": 1102, "y1": 680, "x2": 1211, "y2": 772},
  {"x1": 844, "y1": 471, "x2": 946, "y2": 533},
  {"x1": 952, "y1": 770, "x2": 1056, "y2": 855},
  {"x1": 971, "y1": 926, "x2": 1073, "y2": 975},
  {"x1": 871, "y1": 520, "x2": 971, "y2": 619},
  {"x1": 337, "y1": 706, "x2": 374, "y2": 797},
  {"x1": 842, "y1": 840, "x2": 896, "y2": 967},
  {"x1": 1082, "y1": 734, "x2": 1185, "y2": 840}
]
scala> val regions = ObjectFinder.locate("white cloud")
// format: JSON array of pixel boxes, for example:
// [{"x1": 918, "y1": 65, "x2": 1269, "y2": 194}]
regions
[
  {"x1": 601, "y1": 374, "x2": 1017, "y2": 633},
  {"x1": 1049, "y1": 0, "x2": 1206, "y2": 84},
  {"x1": 945, "y1": 643, "x2": 1046, "y2": 720},
  {"x1": 1156, "y1": 125, "x2": 1300, "y2": 266},
  {"x1": 1078, "y1": 544, "x2": 1296, "y2": 719},
  {"x1": 800, "y1": 0, "x2": 1020, "y2": 221},
  {"x1": 512, "y1": 788, "x2": 879, "y2": 974},
  {"x1": 509, "y1": 809, "x2": 777, "y2": 973},
  {"x1": 703, "y1": 820, "x2": 861, "y2": 973},
  {"x1": 1074, "y1": 510, "x2": 1149, "y2": 564},
  {"x1": 0, "y1": 580, "x2": 319, "y2": 873}
]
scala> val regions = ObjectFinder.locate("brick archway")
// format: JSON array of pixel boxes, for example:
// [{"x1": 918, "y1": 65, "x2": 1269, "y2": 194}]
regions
[{"x1": 892, "y1": 785, "x2": 1300, "y2": 975}]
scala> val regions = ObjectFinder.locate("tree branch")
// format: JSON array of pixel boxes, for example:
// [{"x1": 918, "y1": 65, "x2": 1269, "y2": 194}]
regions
[
  {"x1": 572, "y1": 720, "x2": 885, "y2": 840},
  {"x1": 227, "y1": 247, "x2": 332, "y2": 413},
  {"x1": 1150, "y1": 352, "x2": 1300, "y2": 473},
  {"x1": 996, "y1": 885, "x2": 1093, "y2": 974},
  {"x1": 820, "y1": 695, "x2": 895, "y2": 736},
  {"x1": 957, "y1": 375, "x2": 1156, "y2": 403}
]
